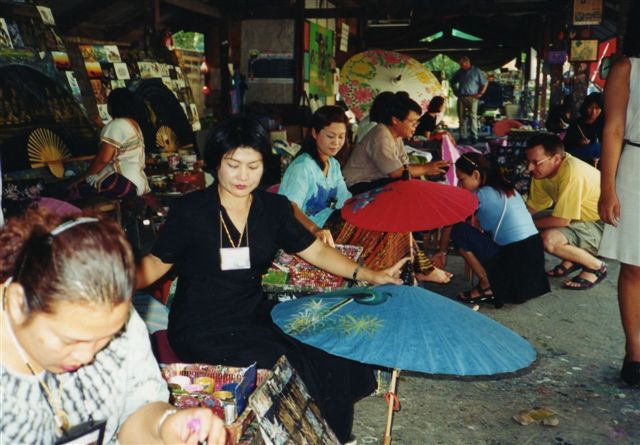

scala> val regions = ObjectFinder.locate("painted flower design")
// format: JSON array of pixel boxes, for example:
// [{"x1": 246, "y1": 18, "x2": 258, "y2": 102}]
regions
[
  {"x1": 383, "y1": 52, "x2": 404, "y2": 65},
  {"x1": 415, "y1": 70, "x2": 433, "y2": 84},
  {"x1": 353, "y1": 87, "x2": 373, "y2": 104},
  {"x1": 349, "y1": 60, "x2": 376, "y2": 79}
]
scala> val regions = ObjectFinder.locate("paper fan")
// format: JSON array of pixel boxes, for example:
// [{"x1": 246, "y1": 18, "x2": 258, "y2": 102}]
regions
[
  {"x1": 155, "y1": 125, "x2": 180, "y2": 153},
  {"x1": 27, "y1": 128, "x2": 71, "y2": 178}
]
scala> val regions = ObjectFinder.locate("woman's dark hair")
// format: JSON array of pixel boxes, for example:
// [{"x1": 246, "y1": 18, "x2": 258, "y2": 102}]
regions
[
  {"x1": 203, "y1": 116, "x2": 272, "y2": 179},
  {"x1": 455, "y1": 152, "x2": 515, "y2": 197},
  {"x1": 579, "y1": 92, "x2": 604, "y2": 117},
  {"x1": 0, "y1": 209, "x2": 135, "y2": 315},
  {"x1": 380, "y1": 91, "x2": 422, "y2": 125},
  {"x1": 298, "y1": 105, "x2": 349, "y2": 170},
  {"x1": 369, "y1": 91, "x2": 396, "y2": 123},
  {"x1": 427, "y1": 96, "x2": 445, "y2": 113},
  {"x1": 107, "y1": 88, "x2": 136, "y2": 119}
]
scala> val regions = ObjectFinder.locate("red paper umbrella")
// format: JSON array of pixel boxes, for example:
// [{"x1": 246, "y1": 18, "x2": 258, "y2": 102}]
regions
[{"x1": 341, "y1": 179, "x2": 478, "y2": 232}]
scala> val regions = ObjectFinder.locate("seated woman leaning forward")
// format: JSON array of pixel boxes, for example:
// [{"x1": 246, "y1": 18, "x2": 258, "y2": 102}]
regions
[
  {"x1": 279, "y1": 105, "x2": 452, "y2": 284},
  {"x1": 67, "y1": 88, "x2": 150, "y2": 200},
  {"x1": 137, "y1": 116, "x2": 407, "y2": 443},
  {"x1": 440, "y1": 153, "x2": 550, "y2": 305},
  {"x1": 0, "y1": 210, "x2": 225, "y2": 445}
]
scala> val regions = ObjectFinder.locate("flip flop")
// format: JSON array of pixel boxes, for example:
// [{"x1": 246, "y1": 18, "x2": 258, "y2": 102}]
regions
[
  {"x1": 564, "y1": 263, "x2": 607, "y2": 290},
  {"x1": 546, "y1": 262, "x2": 581, "y2": 277}
]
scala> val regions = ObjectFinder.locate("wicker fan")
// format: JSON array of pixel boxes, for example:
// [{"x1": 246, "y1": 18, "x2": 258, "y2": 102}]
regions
[
  {"x1": 155, "y1": 125, "x2": 180, "y2": 153},
  {"x1": 27, "y1": 128, "x2": 72, "y2": 178}
]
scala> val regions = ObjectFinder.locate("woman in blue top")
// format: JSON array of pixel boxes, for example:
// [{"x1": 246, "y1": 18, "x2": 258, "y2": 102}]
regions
[
  {"x1": 279, "y1": 105, "x2": 352, "y2": 247},
  {"x1": 280, "y1": 106, "x2": 452, "y2": 283},
  {"x1": 443, "y1": 153, "x2": 549, "y2": 304}
]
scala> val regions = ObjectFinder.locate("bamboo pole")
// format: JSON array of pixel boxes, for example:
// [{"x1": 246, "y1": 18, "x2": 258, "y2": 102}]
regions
[{"x1": 383, "y1": 368, "x2": 400, "y2": 445}]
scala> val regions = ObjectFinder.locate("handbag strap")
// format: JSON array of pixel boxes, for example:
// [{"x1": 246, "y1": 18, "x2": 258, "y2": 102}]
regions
[{"x1": 492, "y1": 193, "x2": 508, "y2": 242}]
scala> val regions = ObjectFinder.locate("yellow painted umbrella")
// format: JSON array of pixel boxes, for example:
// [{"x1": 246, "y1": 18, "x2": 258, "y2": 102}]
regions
[{"x1": 339, "y1": 49, "x2": 442, "y2": 120}]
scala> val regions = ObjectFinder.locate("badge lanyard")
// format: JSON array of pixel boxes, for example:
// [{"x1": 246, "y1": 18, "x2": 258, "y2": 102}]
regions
[
  {"x1": 3, "y1": 308, "x2": 71, "y2": 435},
  {"x1": 219, "y1": 210, "x2": 251, "y2": 270}
]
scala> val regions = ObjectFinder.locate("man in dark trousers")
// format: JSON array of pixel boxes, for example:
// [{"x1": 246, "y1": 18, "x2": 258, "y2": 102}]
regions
[{"x1": 451, "y1": 56, "x2": 488, "y2": 143}]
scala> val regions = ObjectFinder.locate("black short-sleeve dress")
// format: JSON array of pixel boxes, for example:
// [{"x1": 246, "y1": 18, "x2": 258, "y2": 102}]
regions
[{"x1": 151, "y1": 186, "x2": 374, "y2": 441}]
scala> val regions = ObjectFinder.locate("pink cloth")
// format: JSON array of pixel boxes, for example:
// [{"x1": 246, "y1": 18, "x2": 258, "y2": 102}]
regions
[
  {"x1": 37, "y1": 197, "x2": 81, "y2": 217},
  {"x1": 441, "y1": 135, "x2": 460, "y2": 186},
  {"x1": 441, "y1": 136, "x2": 488, "y2": 186}
]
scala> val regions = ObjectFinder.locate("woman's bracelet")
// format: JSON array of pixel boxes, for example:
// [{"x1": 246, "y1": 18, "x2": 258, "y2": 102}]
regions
[
  {"x1": 157, "y1": 409, "x2": 177, "y2": 437},
  {"x1": 434, "y1": 251, "x2": 447, "y2": 256},
  {"x1": 352, "y1": 264, "x2": 362, "y2": 281}
]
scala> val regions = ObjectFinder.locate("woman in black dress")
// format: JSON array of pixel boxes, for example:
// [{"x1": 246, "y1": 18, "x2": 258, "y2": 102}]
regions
[{"x1": 138, "y1": 116, "x2": 407, "y2": 442}]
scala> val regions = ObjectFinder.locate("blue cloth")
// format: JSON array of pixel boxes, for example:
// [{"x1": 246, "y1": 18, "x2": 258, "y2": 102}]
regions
[
  {"x1": 476, "y1": 187, "x2": 538, "y2": 245},
  {"x1": 279, "y1": 153, "x2": 352, "y2": 227},
  {"x1": 452, "y1": 66, "x2": 487, "y2": 96}
]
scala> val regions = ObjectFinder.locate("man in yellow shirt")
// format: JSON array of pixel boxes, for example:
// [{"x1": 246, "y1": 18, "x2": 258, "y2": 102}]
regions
[{"x1": 525, "y1": 133, "x2": 606, "y2": 289}]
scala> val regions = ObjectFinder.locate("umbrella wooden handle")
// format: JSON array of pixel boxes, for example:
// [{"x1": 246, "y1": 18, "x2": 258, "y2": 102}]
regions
[{"x1": 383, "y1": 368, "x2": 400, "y2": 445}]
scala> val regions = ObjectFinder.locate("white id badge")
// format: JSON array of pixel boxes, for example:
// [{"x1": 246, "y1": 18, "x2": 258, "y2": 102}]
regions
[{"x1": 220, "y1": 247, "x2": 251, "y2": 270}]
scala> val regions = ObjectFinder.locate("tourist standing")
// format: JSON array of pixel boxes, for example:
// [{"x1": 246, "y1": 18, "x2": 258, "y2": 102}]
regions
[
  {"x1": 597, "y1": 5, "x2": 640, "y2": 386},
  {"x1": 451, "y1": 56, "x2": 488, "y2": 144}
]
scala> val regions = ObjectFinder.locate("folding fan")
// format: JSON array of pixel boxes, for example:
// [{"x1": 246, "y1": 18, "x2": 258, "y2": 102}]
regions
[
  {"x1": 27, "y1": 128, "x2": 71, "y2": 178},
  {"x1": 155, "y1": 125, "x2": 180, "y2": 153}
]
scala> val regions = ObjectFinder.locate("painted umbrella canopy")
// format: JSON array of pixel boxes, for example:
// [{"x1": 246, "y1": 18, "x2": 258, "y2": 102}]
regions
[
  {"x1": 340, "y1": 179, "x2": 478, "y2": 233},
  {"x1": 339, "y1": 50, "x2": 442, "y2": 121},
  {"x1": 272, "y1": 284, "x2": 536, "y2": 377}
]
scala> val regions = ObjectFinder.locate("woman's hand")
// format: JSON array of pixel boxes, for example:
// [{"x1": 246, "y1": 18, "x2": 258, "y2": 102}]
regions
[
  {"x1": 598, "y1": 188, "x2": 620, "y2": 226},
  {"x1": 313, "y1": 228, "x2": 336, "y2": 248},
  {"x1": 160, "y1": 408, "x2": 226, "y2": 445},
  {"x1": 424, "y1": 160, "x2": 450, "y2": 176},
  {"x1": 361, "y1": 257, "x2": 410, "y2": 285}
]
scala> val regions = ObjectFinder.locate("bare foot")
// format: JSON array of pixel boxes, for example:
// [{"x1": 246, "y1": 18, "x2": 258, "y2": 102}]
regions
[{"x1": 416, "y1": 267, "x2": 453, "y2": 284}]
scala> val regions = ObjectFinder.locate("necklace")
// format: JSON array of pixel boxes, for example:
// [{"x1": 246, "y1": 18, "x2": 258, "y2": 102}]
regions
[
  {"x1": 2, "y1": 308, "x2": 71, "y2": 435},
  {"x1": 220, "y1": 212, "x2": 246, "y2": 248},
  {"x1": 219, "y1": 194, "x2": 252, "y2": 248}
]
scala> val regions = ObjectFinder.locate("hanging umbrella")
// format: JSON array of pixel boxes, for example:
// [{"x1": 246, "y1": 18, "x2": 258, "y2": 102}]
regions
[
  {"x1": 272, "y1": 284, "x2": 536, "y2": 443},
  {"x1": 339, "y1": 50, "x2": 442, "y2": 121},
  {"x1": 340, "y1": 179, "x2": 478, "y2": 232}
]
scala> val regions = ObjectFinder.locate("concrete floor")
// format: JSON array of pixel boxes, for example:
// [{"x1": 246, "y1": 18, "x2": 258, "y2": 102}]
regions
[{"x1": 352, "y1": 253, "x2": 640, "y2": 445}]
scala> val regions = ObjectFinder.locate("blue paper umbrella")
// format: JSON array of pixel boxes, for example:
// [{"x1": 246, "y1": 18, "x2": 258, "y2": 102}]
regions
[
  {"x1": 272, "y1": 284, "x2": 536, "y2": 443},
  {"x1": 272, "y1": 284, "x2": 536, "y2": 377}
]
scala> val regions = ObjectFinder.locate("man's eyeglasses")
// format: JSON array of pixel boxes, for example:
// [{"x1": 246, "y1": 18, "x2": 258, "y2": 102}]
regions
[{"x1": 527, "y1": 156, "x2": 552, "y2": 167}]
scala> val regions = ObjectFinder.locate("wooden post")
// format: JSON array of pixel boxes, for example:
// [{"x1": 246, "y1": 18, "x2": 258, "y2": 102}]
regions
[{"x1": 293, "y1": 0, "x2": 305, "y2": 108}]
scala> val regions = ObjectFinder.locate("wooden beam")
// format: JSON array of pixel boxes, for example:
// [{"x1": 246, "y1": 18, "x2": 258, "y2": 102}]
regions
[
  {"x1": 240, "y1": 7, "x2": 362, "y2": 20},
  {"x1": 104, "y1": 9, "x2": 147, "y2": 41},
  {"x1": 56, "y1": 0, "x2": 114, "y2": 32},
  {"x1": 161, "y1": 0, "x2": 221, "y2": 19}
]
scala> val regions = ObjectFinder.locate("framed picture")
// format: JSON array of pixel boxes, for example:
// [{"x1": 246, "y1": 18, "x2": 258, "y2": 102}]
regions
[
  {"x1": 569, "y1": 39, "x2": 598, "y2": 62},
  {"x1": 573, "y1": 0, "x2": 603, "y2": 26}
]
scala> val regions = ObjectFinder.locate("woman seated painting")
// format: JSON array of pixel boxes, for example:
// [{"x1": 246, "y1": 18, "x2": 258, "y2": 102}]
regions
[
  {"x1": 68, "y1": 88, "x2": 149, "y2": 200},
  {"x1": 279, "y1": 105, "x2": 452, "y2": 283},
  {"x1": 564, "y1": 92, "x2": 604, "y2": 165}
]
